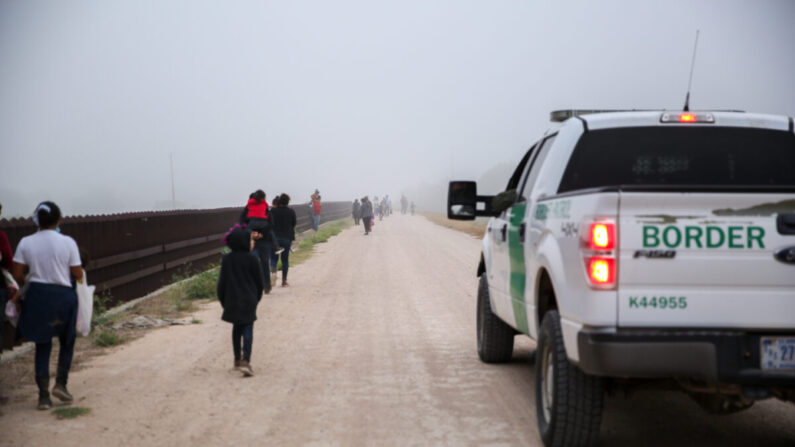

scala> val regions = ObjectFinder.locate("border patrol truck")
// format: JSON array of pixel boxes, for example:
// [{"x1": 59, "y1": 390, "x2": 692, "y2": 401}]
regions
[{"x1": 447, "y1": 110, "x2": 795, "y2": 447}]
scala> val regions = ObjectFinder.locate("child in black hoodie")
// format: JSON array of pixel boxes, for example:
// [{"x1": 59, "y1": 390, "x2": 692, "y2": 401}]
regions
[{"x1": 217, "y1": 226, "x2": 264, "y2": 376}]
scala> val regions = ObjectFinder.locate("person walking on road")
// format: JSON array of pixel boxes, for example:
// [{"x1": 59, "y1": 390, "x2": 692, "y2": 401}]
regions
[
  {"x1": 360, "y1": 196, "x2": 373, "y2": 235},
  {"x1": 269, "y1": 194, "x2": 297, "y2": 287},
  {"x1": 352, "y1": 199, "x2": 361, "y2": 226},
  {"x1": 242, "y1": 190, "x2": 281, "y2": 251},
  {"x1": 10, "y1": 202, "x2": 83, "y2": 410},
  {"x1": 240, "y1": 190, "x2": 282, "y2": 293},
  {"x1": 400, "y1": 195, "x2": 408, "y2": 214},
  {"x1": 217, "y1": 225, "x2": 264, "y2": 377},
  {"x1": 310, "y1": 190, "x2": 322, "y2": 233}
]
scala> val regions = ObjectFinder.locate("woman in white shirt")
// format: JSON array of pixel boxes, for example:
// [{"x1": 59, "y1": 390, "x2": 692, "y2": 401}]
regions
[{"x1": 11, "y1": 202, "x2": 83, "y2": 410}]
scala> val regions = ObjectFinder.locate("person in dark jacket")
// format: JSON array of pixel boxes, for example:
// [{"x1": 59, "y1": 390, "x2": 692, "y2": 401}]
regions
[
  {"x1": 217, "y1": 225, "x2": 264, "y2": 377},
  {"x1": 269, "y1": 194, "x2": 297, "y2": 287},
  {"x1": 239, "y1": 190, "x2": 282, "y2": 293},
  {"x1": 360, "y1": 196, "x2": 373, "y2": 235},
  {"x1": 352, "y1": 199, "x2": 361, "y2": 226}
]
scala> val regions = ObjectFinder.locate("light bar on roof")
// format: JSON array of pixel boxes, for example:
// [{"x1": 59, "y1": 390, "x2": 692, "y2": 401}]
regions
[{"x1": 660, "y1": 112, "x2": 715, "y2": 124}]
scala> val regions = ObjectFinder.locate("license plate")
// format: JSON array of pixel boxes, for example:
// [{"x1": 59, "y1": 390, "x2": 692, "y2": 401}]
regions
[{"x1": 760, "y1": 337, "x2": 795, "y2": 370}]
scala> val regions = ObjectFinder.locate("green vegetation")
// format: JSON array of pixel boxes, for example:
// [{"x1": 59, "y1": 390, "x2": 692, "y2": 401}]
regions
[
  {"x1": 91, "y1": 289, "x2": 115, "y2": 328},
  {"x1": 181, "y1": 269, "x2": 219, "y2": 300},
  {"x1": 290, "y1": 220, "x2": 353, "y2": 266},
  {"x1": 52, "y1": 407, "x2": 91, "y2": 420},
  {"x1": 191, "y1": 318, "x2": 202, "y2": 324},
  {"x1": 92, "y1": 328, "x2": 126, "y2": 347},
  {"x1": 157, "y1": 266, "x2": 220, "y2": 315}
]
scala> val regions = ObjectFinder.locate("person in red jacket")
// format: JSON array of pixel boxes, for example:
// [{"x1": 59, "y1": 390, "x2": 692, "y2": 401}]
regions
[{"x1": 310, "y1": 190, "x2": 322, "y2": 232}]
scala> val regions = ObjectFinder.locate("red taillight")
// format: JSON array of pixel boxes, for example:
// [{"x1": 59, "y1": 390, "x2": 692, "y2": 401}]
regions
[
  {"x1": 587, "y1": 257, "x2": 615, "y2": 285},
  {"x1": 679, "y1": 113, "x2": 697, "y2": 122},
  {"x1": 589, "y1": 222, "x2": 615, "y2": 250},
  {"x1": 582, "y1": 219, "x2": 617, "y2": 289}
]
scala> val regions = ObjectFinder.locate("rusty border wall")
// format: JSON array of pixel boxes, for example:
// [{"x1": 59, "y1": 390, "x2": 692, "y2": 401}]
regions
[{"x1": 1, "y1": 202, "x2": 352, "y2": 306}]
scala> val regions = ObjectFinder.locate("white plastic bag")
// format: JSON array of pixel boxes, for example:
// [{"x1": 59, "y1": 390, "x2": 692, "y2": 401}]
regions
[
  {"x1": 75, "y1": 269, "x2": 95, "y2": 337},
  {"x1": 5, "y1": 299, "x2": 19, "y2": 327},
  {"x1": 2, "y1": 267, "x2": 18, "y2": 290}
]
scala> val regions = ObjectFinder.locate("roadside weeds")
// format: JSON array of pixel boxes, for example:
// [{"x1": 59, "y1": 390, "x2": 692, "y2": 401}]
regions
[{"x1": 420, "y1": 212, "x2": 487, "y2": 238}]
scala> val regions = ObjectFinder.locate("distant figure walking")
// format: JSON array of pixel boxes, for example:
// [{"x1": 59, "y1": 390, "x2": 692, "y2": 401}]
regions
[
  {"x1": 218, "y1": 226, "x2": 264, "y2": 377},
  {"x1": 270, "y1": 194, "x2": 297, "y2": 287},
  {"x1": 11, "y1": 202, "x2": 83, "y2": 410},
  {"x1": 360, "y1": 196, "x2": 373, "y2": 235},
  {"x1": 380, "y1": 197, "x2": 388, "y2": 220},
  {"x1": 352, "y1": 199, "x2": 361, "y2": 226},
  {"x1": 400, "y1": 195, "x2": 408, "y2": 214},
  {"x1": 311, "y1": 190, "x2": 322, "y2": 232}
]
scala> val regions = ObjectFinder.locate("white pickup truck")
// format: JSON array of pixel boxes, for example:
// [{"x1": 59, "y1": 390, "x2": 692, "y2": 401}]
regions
[{"x1": 447, "y1": 109, "x2": 795, "y2": 447}]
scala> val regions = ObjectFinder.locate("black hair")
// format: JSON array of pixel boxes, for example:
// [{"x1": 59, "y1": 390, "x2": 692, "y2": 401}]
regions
[
  {"x1": 35, "y1": 201, "x2": 61, "y2": 228},
  {"x1": 252, "y1": 189, "x2": 266, "y2": 202},
  {"x1": 279, "y1": 193, "x2": 290, "y2": 206}
]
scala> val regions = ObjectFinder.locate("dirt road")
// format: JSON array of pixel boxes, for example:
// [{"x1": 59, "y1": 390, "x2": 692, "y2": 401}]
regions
[{"x1": 2, "y1": 215, "x2": 794, "y2": 446}]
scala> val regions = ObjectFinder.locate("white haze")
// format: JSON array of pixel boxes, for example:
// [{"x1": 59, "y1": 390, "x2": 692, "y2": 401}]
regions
[{"x1": 1, "y1": 0, "x2": 794, "y2": 217}]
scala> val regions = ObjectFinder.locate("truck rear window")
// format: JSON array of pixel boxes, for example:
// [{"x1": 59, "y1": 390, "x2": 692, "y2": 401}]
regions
[{"x1": 558, "y1": 126, "x2": 795, "y2": 193}]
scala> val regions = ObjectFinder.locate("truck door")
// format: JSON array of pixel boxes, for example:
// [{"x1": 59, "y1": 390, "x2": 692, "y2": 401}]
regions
[
  {"x1": 518, "y1": 135, "x2": 557, "y2": 338},
  {"x1": 493, "y1": 137, "x2": 556, "y2": 335},
  {"x1": 488, "y1": 144, "x2": 536, "y2": 325}
]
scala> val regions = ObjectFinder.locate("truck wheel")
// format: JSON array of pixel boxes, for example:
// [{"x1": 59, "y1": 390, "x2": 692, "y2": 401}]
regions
[
  {"x1": 536, "y1": 310, "x2": 604, "y2": 447},
  {"x1": 477, "y1": 275, "x2": 514, "y2": 363}
]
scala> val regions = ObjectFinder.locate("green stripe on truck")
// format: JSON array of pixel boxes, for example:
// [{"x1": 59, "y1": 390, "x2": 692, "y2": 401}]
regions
[{"x1": 508, "y1": 204, "x2": 529, "y2": 334}]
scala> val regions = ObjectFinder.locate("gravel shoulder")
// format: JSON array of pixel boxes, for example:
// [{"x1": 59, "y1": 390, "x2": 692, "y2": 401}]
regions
[{"x1": 1, "y1": 214, "x2": 793, "y2": 446}]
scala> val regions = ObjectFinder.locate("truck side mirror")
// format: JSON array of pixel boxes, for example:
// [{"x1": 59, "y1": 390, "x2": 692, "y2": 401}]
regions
[
  {"x1": 448, "y1": 181, "x2": 477, "y2": 220},
  {"x1": 447, "y1": 181, "x2": 498, "y2": 220}
]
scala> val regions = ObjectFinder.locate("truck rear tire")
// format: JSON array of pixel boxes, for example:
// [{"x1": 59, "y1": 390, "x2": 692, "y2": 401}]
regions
[
  {"x1": 477, "y1": 275, "x2": 514, "y2": 363},
  {"x1": 536, "y1": 310, "x2": 604, "y2": 447}
]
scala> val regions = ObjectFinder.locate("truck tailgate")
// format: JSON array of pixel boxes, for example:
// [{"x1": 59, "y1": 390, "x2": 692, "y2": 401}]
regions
[{"x1": 618, "y1": 193, "x2": 795, "y2": 329}]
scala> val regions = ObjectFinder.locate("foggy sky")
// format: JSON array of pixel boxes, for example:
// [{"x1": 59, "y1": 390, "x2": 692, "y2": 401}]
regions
[{"x1": 1, "y1": 0, "x2": 794, "y2": 217}]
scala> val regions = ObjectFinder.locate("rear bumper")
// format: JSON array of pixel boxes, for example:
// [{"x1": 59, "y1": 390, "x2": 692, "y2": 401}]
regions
[{"x1": 576, "y1": 329, "x2": 795, "y2": 386}]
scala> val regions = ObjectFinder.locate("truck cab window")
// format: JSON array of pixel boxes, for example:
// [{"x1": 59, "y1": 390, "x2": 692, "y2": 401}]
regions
[
  {"x1": 517, "y1": 135, "x2": 557, "y2": 202},
  {"x1": 505, "y1": 143, "x2": 537, "y2": 191}
]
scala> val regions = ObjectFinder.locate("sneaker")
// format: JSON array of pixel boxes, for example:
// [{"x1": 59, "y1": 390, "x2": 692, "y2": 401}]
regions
[
  {"x1": 239, "y1": 361, "x2": 254, "y2": 377},
  {"x1": 37, "y1": 396, "x2": 52, "y2": 411},
  {"x1": 234, "y1": 360, "x2": 241, "y2": 370},
  {"x1": 52, "y1": 383, "x2": 74, "y2": 403},
  {"x1": 282, "y1": 281, "x2": 289, "y2": 287}
]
